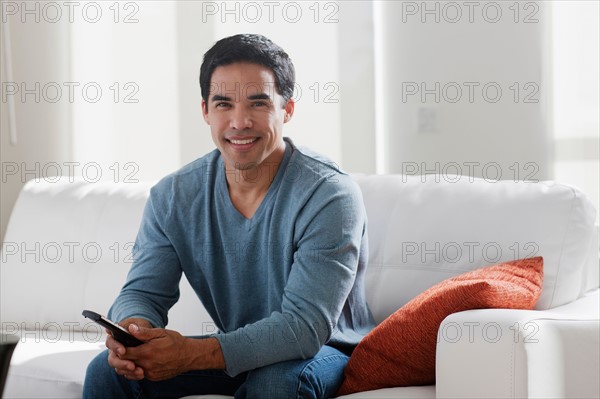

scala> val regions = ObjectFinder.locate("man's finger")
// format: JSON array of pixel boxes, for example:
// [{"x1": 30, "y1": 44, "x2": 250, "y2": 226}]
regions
[
  {"x1": 105, "y1": 334, "x2": 126, "y2": 356},
  {"x1": 108, "y1": 349, "x2": 136, "y2": 370},
  {"x1": 122, "y1": 365, "x2": 145, "y2": 380},
  {"x1": 120, "y1": 364, "x2": 145, "y2": 380},
  {"x1": 128, "y1": 323, "x2": 162, "y2": 341}
]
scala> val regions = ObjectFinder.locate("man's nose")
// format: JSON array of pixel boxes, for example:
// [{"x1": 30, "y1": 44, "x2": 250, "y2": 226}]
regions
[{"x1": 230, "y1": 107, "x2": 252, "y2": 130}]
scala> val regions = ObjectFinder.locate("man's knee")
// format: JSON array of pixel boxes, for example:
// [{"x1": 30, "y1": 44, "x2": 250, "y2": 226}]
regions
[
  {"x1": 240, "y1": 362, "x2": 300, "y2": 398},
  {"x1": 86, "y1": 350, "x2": 110, "y2": 379},
  {"x1": 295, "y1": 347, "x2": 349, "y2": 399},
  {"x1": 83, "y1": 350, "x2": 133, "y2": 399},
  {"x1": 237, "y1": 346, "x2": 349, "y2": 399}
]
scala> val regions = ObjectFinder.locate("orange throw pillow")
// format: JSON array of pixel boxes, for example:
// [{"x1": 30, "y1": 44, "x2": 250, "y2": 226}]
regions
[{"x1": 337, "y1": 256, "x2": 543, "y2": 396}]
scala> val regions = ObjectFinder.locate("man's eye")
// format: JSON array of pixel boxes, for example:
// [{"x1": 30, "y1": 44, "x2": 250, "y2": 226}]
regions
[
  {"x1": 215, "y1": 102, "x2": 231, "y2": 108},
  {"x1": 252, "y1": 101, "x2": 268, "y2": 107}
]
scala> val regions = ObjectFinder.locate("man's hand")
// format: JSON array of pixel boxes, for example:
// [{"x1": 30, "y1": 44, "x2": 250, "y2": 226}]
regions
[
  {"x1": 119, "y1": 325, "x2": 193, "y2": 381},
  {"x1": 107, "y1": 319, "x2": 226, "y2": 382},
  {"x1": 106, "y1": 317, "x2": 152, "y2": 380}
]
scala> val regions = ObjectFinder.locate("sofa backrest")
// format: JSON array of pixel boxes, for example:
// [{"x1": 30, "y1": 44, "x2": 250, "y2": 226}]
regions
[
  {"x1": 352, "y1": 175, "x2": 598, "y2": 323},
  {"x1": 1, "y1": 176, "x2": 598, "y2": 334},
  {"x1": 1, "y1": 180, "x2": 156, "y2": 333}
]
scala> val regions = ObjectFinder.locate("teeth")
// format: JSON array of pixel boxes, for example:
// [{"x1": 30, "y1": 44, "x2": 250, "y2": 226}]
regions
[{"x1": 230, "y1": 138, "x2": 257, "y2": 145}]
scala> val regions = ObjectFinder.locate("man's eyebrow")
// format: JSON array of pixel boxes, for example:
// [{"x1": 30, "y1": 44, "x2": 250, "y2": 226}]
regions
[
  {"x1": 210, "y1": 93, "x2": 272, "y2": 102},
  {"x1": 247, "y1": 93, "x2": 272, "y2": 101},
  {"x1": 210, "y1": 94, "x2": 231, "y2": 102}
]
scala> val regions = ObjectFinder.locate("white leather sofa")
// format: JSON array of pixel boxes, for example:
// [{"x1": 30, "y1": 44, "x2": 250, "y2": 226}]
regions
[{"x1": 1, "y1": 175, "x2": 598, "y2": 398}]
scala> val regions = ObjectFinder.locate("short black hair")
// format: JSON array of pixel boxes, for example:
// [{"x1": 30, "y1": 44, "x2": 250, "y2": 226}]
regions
[{"x1": 200, "y1": 34, "x2": 295, "y2": 111}]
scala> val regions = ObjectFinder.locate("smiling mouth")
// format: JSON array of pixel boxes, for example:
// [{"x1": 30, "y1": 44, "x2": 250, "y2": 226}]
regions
[{"x1": 227, "y1": 137, "x2": 259, "y2": 145}]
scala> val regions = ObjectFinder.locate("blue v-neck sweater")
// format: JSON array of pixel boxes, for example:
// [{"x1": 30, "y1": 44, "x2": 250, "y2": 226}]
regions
[{"x1": 109, "y1": 138, "x2": 375, "y2": 376}]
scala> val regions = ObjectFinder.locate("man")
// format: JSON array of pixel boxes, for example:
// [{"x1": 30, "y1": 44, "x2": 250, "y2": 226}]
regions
[{"x1": 83, "y1": 34, "x2": 374, "y2": 399}]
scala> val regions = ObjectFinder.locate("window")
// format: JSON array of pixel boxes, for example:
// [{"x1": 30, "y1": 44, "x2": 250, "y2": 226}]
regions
[{"x1": 551, "y1": 0, "x2": 599, "y2": 219}]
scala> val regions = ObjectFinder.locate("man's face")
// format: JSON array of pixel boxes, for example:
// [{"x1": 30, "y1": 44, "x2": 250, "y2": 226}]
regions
[{"x1": 202, "y1": 62, "x2": 294, "y2": 171}]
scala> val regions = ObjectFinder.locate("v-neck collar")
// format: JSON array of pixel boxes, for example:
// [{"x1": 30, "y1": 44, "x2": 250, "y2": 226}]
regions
[{"x1": 216, "y1": 140, "x2": 293, "y2": 231}]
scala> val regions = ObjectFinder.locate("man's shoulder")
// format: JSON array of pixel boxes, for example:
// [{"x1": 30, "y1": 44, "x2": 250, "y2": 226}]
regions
[
  {"x1": 286, "y1": 139, "x2": 347, "y2": 181},
  {"x1": 284, "y1": 139, "x2": 361, "y2": 197},
  {"x1": 282, "y1": 140, "x2": 366, "y2": 229},
  {"x1": 151, "y1": 149, "x2": 220, "y2": 198}
]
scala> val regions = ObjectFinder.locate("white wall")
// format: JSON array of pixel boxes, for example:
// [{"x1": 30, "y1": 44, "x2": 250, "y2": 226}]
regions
[
  {"x1": 376, "y1": 1, "x2": 551, "y2": 180},
  {"x1": 70, "y1": 2, "x2": 181, "y2": 181},
  {"x1": 338, "y1": 2, "x2": 377, "y2": 173},
  {"x1": 1, "y1": 7, "x2": 71, "y2": 244},
  {"x1": 176, "y1": 2, "x2": 216, "y2": 166}
]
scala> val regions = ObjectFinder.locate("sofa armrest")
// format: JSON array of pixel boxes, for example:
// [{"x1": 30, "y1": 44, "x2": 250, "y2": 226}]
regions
[{"x1": 435, "y1": 289, "x2": 599, "y2": 398}]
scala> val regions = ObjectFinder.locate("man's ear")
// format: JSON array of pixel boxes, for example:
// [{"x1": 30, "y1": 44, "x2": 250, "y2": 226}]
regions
[
  {"x1": 201, "y1": 99, "x2": 210, "y2": 124},
  {"x1": 283, "y1": 99, "x2": 295, "y2": 123}
]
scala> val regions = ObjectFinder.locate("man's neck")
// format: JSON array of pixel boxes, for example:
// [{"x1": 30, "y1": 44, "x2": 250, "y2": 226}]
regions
[
  {"x1": 223, "y1": 143, "x2": 287, "y2": 219},
  {"x1": 225, "y1": 161, "x2": 280, "y2": 196}
]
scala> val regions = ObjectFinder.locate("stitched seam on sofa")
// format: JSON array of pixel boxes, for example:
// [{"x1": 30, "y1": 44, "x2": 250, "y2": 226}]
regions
[
  {"x1": 548, "y1": 184, "x2": 578, "y2": 308},
  {"x1": 81, "y1": 193, "x2": 112, "y2": 310},
  {"x1": 362, "y1": 189, "x2": 386, "y2": 306},
  {"x1": 510, "y1": 334, "x2": 515, "y2": 398},
  {"x1": 367, "y1": 202, "x2": 384, "y2": 279},
  {"x1": 377, "y1": 262, "x2": 478, "y2": 273},
  {"x1": 373, "y1": 183, "x2": 399, "y2": 281},
  {"x1": 6, "y1": 371, "x2": 84, "y2": 385},
  {"x1": 528, "y1": 317, "x2": 600, "y2": 322}
]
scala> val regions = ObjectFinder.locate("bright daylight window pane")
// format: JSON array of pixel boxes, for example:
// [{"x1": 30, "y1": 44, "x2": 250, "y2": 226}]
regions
[{"x1": 551, "y1": 0, "x2": 599, "y2": 218}]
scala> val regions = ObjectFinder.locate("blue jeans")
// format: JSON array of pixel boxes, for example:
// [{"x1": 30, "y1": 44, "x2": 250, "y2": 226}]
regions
[{"x1": 83, "y1": 345, "x2": 348, "y2": 399}]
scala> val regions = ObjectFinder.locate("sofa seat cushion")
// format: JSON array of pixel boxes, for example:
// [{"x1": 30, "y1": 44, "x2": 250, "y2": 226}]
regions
[
  {"x1": 3, "y1": 332, "x2": 435, "y2": 399},
  {"x1": 337, "y1": 257, "x2": 543, "y2": 396},
  {"x1": 335, "y1": 385, "x2": 435, "y2": 398},
  {"x1": 3, "y1": 333, "x2": 105, "y2": 398},
  {"x1": 179, "y1": 385, "x2": 436, "y2": 399}
]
